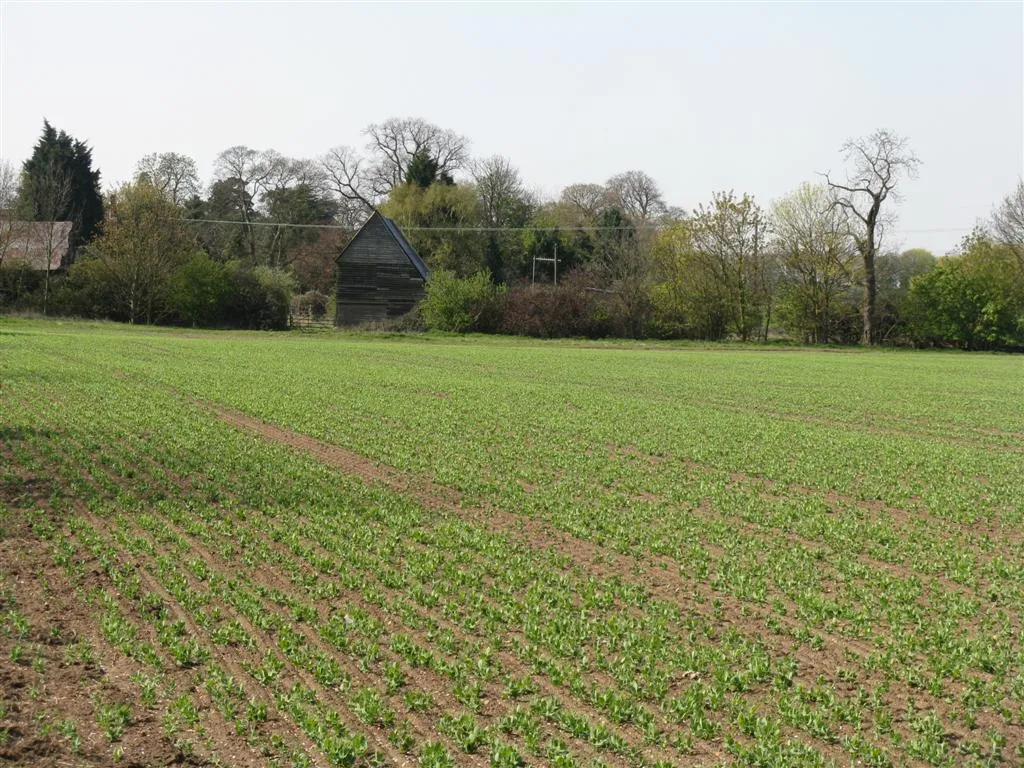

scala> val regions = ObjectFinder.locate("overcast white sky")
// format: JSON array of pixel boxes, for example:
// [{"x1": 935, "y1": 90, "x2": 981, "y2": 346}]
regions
[{"x1": 2, "y1": 1, "x2": 1022, "y2": 254}]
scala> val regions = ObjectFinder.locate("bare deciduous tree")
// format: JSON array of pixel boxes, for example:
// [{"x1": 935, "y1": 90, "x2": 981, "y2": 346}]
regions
[
  {"x1": 260, "y1": 151, "x2": 328, "y2": 202},
  {"x1": 825, "y1": 129, "x2": 920, "y2": 345},
  {"x1": 287, "y1": 158, "x2": 328, "y2": 191},
  {"x1": 560, "y1": 183, "x2": 608, "y2": 221},
  {"x1": 991, "y1": 180, "x2": 1024, "y2": 270},
  {"x1": 320, "y1": 145, "x2": 375, "y2": 213},
  {"x1": 606, "y1": 170, "x2": 666, "y2": 223},
  {"x1": 213, "y1": 145, "x2": 277, "y2": 260},
  {"x1": 364, "y1": 117, "x2": 469, "y2": 197},
  {"x1": 135, "y1": 152, "x2": 201, "y2": 205},
  {"x1": 31, "y1": 160, "x2": 74, "y2": 315},
  {"x1": 0, "y1": 160, "x2": 18, "y2": 212},
  {"x1": 471, "y1": 156, "x2": 533, "y2": 227},
  {"x1": 0, "y1": 160, "x2": 21, "y2": 276}
]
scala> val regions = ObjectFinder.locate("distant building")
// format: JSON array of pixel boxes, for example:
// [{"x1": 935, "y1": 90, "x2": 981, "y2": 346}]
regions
[
  {"x1": 1, "y1": 221, "x2": 73, "y2": 271},
  {"x1": 335, "y1": 211, "x2": 429, "y2": 326}
]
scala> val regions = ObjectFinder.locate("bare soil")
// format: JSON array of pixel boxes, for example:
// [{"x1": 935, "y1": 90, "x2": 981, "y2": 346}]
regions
[{"x1": 0, "y1": 482, "x2": 194, "y2": 767}]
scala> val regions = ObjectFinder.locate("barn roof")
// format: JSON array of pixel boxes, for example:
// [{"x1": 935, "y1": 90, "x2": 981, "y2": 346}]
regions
[
  {"x1": 380, "y1": 215, "x2": 430, "y2": 281},
  {"x1": 338, "y1": 211, "x2": 429, "y2": 281},
  {"x1": 1, "y1": 221, "x2": 73, "y2": 271}
]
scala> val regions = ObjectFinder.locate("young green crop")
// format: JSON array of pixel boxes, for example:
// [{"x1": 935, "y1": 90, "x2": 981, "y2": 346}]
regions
[{"x1": 1, "y1": 318, "x2": 1022, "y2": 766}]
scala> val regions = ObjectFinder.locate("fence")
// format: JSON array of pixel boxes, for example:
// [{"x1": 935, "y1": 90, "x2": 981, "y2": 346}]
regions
[{"x1": 288, "y1": 313, "x2": 334, "y2": 331}]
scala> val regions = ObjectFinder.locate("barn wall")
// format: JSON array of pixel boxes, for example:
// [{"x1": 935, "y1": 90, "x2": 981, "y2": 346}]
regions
[{"x1": 335, "y1": 216, "x2": 426, "y2": 326}]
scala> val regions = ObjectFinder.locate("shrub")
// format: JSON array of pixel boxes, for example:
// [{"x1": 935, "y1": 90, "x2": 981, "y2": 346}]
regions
[
  {"x1": 421, "y1": 270, "x2": 503, "y2": 332},
  {"x1": 223, "y1": 263, "x2": 297, "y2": 330},
  {"x1": 906, "y1": 237, "x2": 1024, "y2": 350},
  {"x1": 775, "y1": 287, "x2": 861, "y2": 345},
  {"x1": 49, "y1": 256, "x2": 121, "y2": 320},
  {"x1": 290, "y1": 290, "x2": 331, "y2": 321},
  {"x1": 353, "y1": 305, "x2": 426, "y2": 333},
  {"x1": 0, "y1": 265, "x2": 46, "y2": 311},
  {"x1": 498, "y1": 271, "x2": 621, "y2": 339},
  {"x1": 168, "y1": 252, "x2": 231, "y2": 327}
]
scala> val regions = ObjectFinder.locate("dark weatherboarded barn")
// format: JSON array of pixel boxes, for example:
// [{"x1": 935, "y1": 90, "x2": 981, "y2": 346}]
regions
[{"x1": 335, "y1": 211, "x2": 429, "y2": 326}]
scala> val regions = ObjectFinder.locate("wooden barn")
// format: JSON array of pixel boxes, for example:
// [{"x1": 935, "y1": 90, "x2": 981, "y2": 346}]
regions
[
  {"x1": 335, "y1": 211, "x2": 429, "y2": 326},
  {"x1": 1, "y1": 221, "x2": 73, "y2": 271}
]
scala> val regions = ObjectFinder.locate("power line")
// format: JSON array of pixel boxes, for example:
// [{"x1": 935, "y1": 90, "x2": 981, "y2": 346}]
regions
[
  {"x1": 179, "y1": 218, "x2": 659, "y2": 232},
  {"x1": 180, "y1": 218, "x2": 970, "y2": 236}
]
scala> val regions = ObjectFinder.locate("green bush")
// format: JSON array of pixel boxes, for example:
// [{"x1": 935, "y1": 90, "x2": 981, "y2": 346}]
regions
[
  {"x1": 223, "y1": 263, "x2": 297, "y2": 330},
  {"x1": 775, "y1": 287, "x2": 861, "y2": 345},
  {"x1": 49, "y1": 256, "x2": 121, "y2": 320},
  {"x1": 421, "y1": 270, "x2": 503, "y2": 332},
  {"x1": 0, "y1": 265, "x2": 46, "y2": 311},
  {"x1": 168, "y1": 252, "x2": 231, "y2": 327},
  {"x1": 906, "y1": 235, "x2": 1024, "y2": 350}
]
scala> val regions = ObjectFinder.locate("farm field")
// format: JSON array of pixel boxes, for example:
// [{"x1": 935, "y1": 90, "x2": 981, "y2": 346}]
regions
[{"x1": 1, "y1": 319, "x2": 1023, "y2": 768}]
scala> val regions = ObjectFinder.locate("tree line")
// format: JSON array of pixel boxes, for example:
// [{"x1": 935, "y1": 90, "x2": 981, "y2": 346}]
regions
[{"x1": 2, "y1": 118, "x2": 1022, "y2": 348}]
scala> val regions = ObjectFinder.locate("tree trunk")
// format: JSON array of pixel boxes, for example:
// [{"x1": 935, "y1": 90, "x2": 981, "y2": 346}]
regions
[{"x1": 862, "y1": 246, "x2": 876, "y2": 346}]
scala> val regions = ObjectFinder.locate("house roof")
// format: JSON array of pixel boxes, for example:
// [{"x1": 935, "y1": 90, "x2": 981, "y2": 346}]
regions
[
  {"x1": 337, "y1": 210, "x2": 429, "y2": 281},
  {"x1": 1, "y1": 221, "x2": 73, "y2": 271}
]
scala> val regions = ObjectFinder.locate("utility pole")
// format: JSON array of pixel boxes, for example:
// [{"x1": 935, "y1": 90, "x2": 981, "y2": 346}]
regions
[{"x1": 532, "y1": 241, "x2": 560, "y2": 287}]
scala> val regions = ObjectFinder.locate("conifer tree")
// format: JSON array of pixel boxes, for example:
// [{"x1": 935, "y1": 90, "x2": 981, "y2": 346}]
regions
[{"x1": 19, "y1": 120, "x2": 104, "y2": 252}]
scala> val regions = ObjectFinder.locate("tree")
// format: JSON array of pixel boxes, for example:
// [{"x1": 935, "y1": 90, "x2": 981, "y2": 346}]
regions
[
  {"x1": 320, "y1": 145, "x2": 374, "y2": 214},
  {"x1": 472, "y1": 156, "x2": 533, "y2": 228},
  {"x1": 260, "y1": 153, "x2": 325, "y2": 203},
  {"x1": 606, "y1": 170, "x2": 665, "y2": 223},
  {"x1": 875, "y1": 248, "x2": 936, "y2": 340},
  {"x1": 381, "y1": 181, "x2": 483, "y2": 276},
  {"x1": 88, "y1": 181, "x2": 195, "y2": 324},
  {"x1": 906, "y1": 232, "x2": 1024, "y2": 349},
  {"x1": 825, "y1": 129, "x2": 920, "y2": 345},
  {"x1": 135, "y1": 152, "x2": 201, "y2": 205},
  {"x1": 405, "y1": 148, "x2": 442, "y2": 189},
  {"x1": 771, "y1": 183, "x2": 859, "y2": 343},
  {"x1": 213, "y1": 145, "x2": 276, "y2": 261},
  {"x1": 586, "y1": 206, "x2": 651, "y2": 337},
  {"x1": 262, "y1": 183, "x2": 338, "y2": 270},
  {"x1": 20, "y1": 155, "x2": 73, "y2": 314},
  {"x1": 560, "y1": 183, "x2": 608, "y2": 221},
  {"x1": 689, "y1": 191, "x2": 771, "y2": 341},
  {"x1": 649, "y1": 221, "x2": 731, "y2": 339},
  {"x1": 213, "y1": 148, "x2": 334, "y2": 267},
  {"x1": 18, "y1": 119, "x2": 104, "y2": 309},
  {"x1": 472, "y1": 156, "x2": 534, "y2": 281},
  {"x1": 0, "y1": 160, "x2": 21, "y2": 276},
  {"x1": 364, "y1": 117, "x2": 469, "y2": 197},
  {"x1": 0, "y1": 160, "x2": 17, "y2": 213},
  {"x1": 199, "y1": 177, "x2": 255, "y2": 262},
  {"x1": 19, "y1": 121, "x2": 104, "y2": 251},
  {"x1": 991, "y1": 181, "x2": 1024, "y2": 270},
  {"x1": 518, "y1": 202, "x2": 595, "y2": 282}
]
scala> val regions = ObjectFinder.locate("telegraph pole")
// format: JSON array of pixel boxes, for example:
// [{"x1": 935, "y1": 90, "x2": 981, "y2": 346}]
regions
[{"x1": 532, "y1": 241, "x2": 560, "y2": 287}]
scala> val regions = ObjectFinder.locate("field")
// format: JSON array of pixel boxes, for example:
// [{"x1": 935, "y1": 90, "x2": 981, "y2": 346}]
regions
[{"x1": 1, "y1": 318, "x2": 1023, "y2": 768}]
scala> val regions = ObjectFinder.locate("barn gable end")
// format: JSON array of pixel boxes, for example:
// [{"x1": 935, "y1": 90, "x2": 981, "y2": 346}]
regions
[{"x1": 334, "y1": 211, "x2": 429, "y2": 326}]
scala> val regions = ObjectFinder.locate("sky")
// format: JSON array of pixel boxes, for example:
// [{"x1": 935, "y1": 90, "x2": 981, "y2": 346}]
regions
[{"x1": 1, "y1": 1, "x2": 1022, "y2": 255}]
